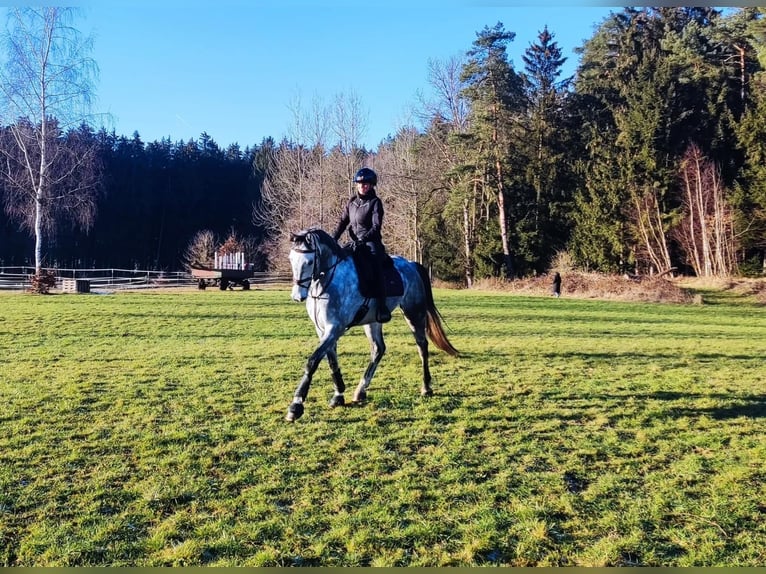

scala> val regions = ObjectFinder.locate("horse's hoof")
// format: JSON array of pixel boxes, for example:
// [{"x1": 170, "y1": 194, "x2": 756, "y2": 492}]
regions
[
  {"x1": 421, "y1": 387, "x2": 433, "y2": 397},
  {"x1": 286, "y1": 402, "x2": 304, "y2": 422},
  {"x1": 329, "y1": 394, "x2": 345, "y2": 408},
  {"x1": 352, "y1": 390, "x2": 367, "y2": 404}
]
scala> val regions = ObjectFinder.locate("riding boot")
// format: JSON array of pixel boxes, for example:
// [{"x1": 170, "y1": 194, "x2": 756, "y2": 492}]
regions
[
  {"x1": 366, "y1": 240, "x2": 391, "y2": 323},
  {"x1": 376, "y1": 297, "x2": 392, "y2": 323}
]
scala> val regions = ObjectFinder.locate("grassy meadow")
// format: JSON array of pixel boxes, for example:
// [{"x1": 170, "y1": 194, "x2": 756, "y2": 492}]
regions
[{"x1": 0, "y1": 286, "x2": 764, "y2": 566}]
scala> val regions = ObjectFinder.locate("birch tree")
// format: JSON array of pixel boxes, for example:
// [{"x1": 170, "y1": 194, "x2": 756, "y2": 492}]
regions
[
  {"x1": 673, "y1": 144, "x2": 738, "y2": 277},
  {"x1": 0, "y1": 7, "x2": 100, "y2": 279}
]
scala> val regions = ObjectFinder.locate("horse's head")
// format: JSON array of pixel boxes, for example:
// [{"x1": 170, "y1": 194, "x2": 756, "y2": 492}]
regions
[{"x1": 288, "y1": 228, "x2": 340, "y2": 302}]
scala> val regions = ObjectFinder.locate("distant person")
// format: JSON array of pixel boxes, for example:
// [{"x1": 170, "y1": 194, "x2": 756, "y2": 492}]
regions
[
  {"x1": 552, "y1": 272, "x2": 562, "y2": 298},
  {"x1": 333, "y1": 167, "x2": 392, "y2": 322}
]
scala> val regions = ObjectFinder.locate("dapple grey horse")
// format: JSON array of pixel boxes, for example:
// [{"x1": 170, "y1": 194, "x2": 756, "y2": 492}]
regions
[{"x1": 286, "y1": 228, "x2": 458, "y2": 421}]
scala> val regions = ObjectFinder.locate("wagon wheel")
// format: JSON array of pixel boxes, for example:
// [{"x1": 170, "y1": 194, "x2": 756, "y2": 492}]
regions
[{"x1": 219, "y1": 278, "x2": 229, "y2": 290}]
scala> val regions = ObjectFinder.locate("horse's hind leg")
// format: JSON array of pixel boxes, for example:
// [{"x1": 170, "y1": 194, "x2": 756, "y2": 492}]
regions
[
  {"x1": 326, "y1": 346, "x2": 346, "y2": 407},
  {"x1": 353, "y1": 324, "x2": 386, "y2": 403},
  {"x1": 403, "y1": 308, "x2": 432, "y2": 396}
]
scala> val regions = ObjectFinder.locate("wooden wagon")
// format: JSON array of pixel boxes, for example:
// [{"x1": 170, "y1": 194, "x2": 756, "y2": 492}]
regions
[{"x1": 191, "y1": 251, "x2": 255, "y2": 290}]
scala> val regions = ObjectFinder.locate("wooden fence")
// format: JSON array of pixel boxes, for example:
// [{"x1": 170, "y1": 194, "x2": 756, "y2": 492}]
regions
[{"x1": 0, "y1": 267, "x2": 290, "y2": 291}]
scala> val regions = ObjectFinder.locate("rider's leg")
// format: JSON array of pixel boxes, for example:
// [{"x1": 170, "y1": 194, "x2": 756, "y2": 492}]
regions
[{"x1": 367, "y1": 241, "x2": 391, "y2": 323}]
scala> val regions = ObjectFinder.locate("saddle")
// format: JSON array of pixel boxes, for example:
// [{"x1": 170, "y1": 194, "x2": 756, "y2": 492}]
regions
[{"x1": 346, "y1": 245, "x2": 404, "y2": 298}]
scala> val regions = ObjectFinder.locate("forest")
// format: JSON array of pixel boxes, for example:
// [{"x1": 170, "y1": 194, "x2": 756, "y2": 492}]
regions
[{"x1": 2, "y1": 7, "x2": 765, "y2": 284}]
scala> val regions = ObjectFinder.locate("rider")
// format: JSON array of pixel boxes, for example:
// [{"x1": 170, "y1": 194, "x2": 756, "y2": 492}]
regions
[{"x1": 332, "y1": 167, "x2": 392, "y2": 323}]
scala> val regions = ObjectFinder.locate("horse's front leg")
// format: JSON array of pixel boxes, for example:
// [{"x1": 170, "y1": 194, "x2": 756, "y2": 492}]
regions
[
  {"x1": 327, "y1": 345, "x2": 346, "y2": 407},
  {"x1": 286, "y1": 331, "x2": 340, "y2": 422},
  {"x1": 353, "y1": 324, "x2": 386, "y2": 403}
]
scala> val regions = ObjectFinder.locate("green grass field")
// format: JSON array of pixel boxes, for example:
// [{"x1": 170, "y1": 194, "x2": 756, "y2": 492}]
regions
[{"x1": 0, "y1": 287, "x2": 764, "y2": 566}]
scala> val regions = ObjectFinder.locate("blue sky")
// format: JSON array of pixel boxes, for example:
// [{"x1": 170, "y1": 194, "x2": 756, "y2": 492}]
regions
[{"x1": 81, "y1": 1, "x2": 617, "y2": 150}]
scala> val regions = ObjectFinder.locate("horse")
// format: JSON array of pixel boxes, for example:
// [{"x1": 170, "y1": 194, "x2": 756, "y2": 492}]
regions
[{"x1": 286, "y1": 227, "x2": 458, "y2": 422}]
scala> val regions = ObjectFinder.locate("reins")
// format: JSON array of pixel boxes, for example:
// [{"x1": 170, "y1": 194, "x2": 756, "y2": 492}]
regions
[
  {"x1": 310, "y1": 257, "x2": 341, "y2": 298},
  {"x1": 292, "y1": 235, "x2": 342, "y2": 298},
  {"x1": 292, "y1": 235, "x2": 345, "y2": 331}
]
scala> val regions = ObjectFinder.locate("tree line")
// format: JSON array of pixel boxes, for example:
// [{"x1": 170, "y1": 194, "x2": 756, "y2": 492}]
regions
[
  {"x1": 0, "y1": 127, "x2": 270, "y2": 271},
  {"x1": 2, "y1": 7, "x2": 765, "y2": 283}
]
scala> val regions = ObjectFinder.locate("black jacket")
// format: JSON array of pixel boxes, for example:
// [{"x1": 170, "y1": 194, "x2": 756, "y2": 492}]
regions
[{"x1": 333, "y1": 190, "x2": 384, "y2": 244}]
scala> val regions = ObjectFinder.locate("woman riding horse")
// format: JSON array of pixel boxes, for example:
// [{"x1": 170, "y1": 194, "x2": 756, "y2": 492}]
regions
[
  {"x1": 287, "y1": 228, "x2": 458, "y2": 421},
  {"x1": 332, "y1": 167, "x2": 391, "y2": 323}
]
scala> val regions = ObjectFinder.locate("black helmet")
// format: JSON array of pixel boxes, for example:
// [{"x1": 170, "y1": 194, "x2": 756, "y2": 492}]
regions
[{"x1": 353, "y1": 167, "x2": 377, "y2": 186}]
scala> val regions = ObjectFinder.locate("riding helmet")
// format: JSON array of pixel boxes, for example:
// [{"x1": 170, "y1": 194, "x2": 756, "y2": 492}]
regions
[{"x1": 353, "y1": 167, "x2": 377, "y2": 186}]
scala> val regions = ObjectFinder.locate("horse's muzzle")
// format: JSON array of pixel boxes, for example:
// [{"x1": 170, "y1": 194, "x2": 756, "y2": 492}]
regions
[{"x1": 291, "y1": 284, "x2": 307, "y2": 302}]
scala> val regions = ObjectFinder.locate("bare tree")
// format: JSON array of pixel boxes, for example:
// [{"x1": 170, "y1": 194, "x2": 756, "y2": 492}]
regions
[
  {"x1": 181, "y1": 229, "x2": 218, "y2": 270},
  {"x1": 631, "y1": 186, "x2": 673, "y2": 274},
  {"x1": 673, "y1": 144, "x2": 738, "y2": 277},
  {"x1": 252, "y1": 141, "x2": 309, "y2": 269},
  {"x1": 253, "y1": 90, "x2": 370, "y2": 271},
  {"x1": 375, "y1": 126, "x2": 445, "y2": 263},
  {"x1": 253, "y1": 94, "x2": 331, "y2": 271},
  {"x1": 418, "y1": 55, "x2": 481, "y2": 286},
  {"x1": 418, "y1": 55, "x2": 470, "y2": 133},
  {"x1": 331, "y1": 90, "x2": 369, "y2": 192},
  {"x1": 0, "y1": 8, "x2": 100, "y2": 278}
]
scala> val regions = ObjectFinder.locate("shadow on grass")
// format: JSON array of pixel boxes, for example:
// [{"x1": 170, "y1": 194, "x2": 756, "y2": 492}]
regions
[
  {"x1": 537, "y1": 388, "x2": 766, "y2": 420},
  {"x1": 546, "y1": 350, "x2": 765, "y2": 362},
  {"x1": 663, "y1": 396, "x2": 766, "y2": 420},
  {"x1": 627, "y1": 390, "x2": 766, "y2": 420}
]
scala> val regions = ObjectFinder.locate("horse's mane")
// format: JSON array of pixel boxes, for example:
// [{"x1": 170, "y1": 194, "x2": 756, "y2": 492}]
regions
[{"x1": 290, "y1": 227, "x2": 345, "y2": 258}]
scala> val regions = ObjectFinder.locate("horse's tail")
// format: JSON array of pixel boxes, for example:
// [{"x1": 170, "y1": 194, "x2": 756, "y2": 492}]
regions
[{"x1": 414, "y1": 262, "x2": 459, "y2": 357}]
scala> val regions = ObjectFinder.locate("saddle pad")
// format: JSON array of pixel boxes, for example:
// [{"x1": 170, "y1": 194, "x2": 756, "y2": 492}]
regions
[
  {"x1": 382, "y1": 262, "x2": 404, "y2": 297},
  {"x1": 352, "y1": 252, "x2": 404, "y2": 298}
]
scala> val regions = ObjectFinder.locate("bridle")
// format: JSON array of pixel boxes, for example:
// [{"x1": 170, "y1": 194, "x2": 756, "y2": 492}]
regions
[
  {"x1": 291, "y1": 233, "x2": 341, "y2": 295},
  {"x1": 291, "y1": 244, "x2": 318, "y2": 291}
]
